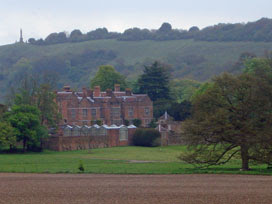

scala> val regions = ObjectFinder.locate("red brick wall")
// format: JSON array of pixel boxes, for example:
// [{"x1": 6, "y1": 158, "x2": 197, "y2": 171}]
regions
[{"x1": 42, "y1": 128, "x2": 135, "y2": 151}]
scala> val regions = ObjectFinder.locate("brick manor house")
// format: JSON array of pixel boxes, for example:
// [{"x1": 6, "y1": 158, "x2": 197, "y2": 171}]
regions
[{"x1": 56, "y1": 84, "x2": 153, "y2": 127}]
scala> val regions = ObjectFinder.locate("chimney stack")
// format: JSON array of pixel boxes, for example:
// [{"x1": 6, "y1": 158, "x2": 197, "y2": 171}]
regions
[
  {"x1": 63, "y1": 86, "x2": 71, "y2": 92},
  {"x1": 82, "y1": 87, "x2": 87, "y2": 97},
  {"x1": 114, "y1": 84, "x2": 120, "y2": 92},
  {"x1": 125, "y1": 88, "x2": 132, "y2": 96},
  {"x1": 94, "y1": 86, "x2": 101, "y2": 97},
  {"x1": 106, "y1": 89, "x2": 113, "y2": 97},
  {"x1": 87, "y1": 89, "x2": 93, "y2": 98}
]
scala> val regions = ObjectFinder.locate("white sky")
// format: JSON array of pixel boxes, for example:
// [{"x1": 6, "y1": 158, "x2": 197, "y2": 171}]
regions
[{"x1": 0, "y1": 0, "x2": 271, "y2": 45}]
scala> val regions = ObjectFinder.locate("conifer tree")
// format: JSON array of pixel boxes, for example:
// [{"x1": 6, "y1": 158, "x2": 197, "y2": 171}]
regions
[{"x1": 138, "y1": 61, "x2": 171, "y2": 102}]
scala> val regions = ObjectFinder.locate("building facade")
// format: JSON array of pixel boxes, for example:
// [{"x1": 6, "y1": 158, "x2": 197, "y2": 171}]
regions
[{"x1": 56, "y1": 84, "x2": 153, "y2": 127}]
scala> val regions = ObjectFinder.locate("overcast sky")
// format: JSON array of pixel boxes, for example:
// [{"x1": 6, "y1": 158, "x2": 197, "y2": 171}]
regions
[{"x1": 0, "y1": 0, "x2": 271, "y2": 45}]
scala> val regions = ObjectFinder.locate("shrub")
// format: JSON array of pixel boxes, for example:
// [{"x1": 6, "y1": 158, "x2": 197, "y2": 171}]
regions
[
  {"x1": 132, "y1": 119, "x2": 142, "y2": 127},
  {"x1": 132, "y1": 128, "x2": 161, "y2": 147},
  {"x1": 78, "y1": 160, "x2": 85, "y2": 172},
  {"x1": 124, "y1": 119, "x2": 130, "y2": 126}
]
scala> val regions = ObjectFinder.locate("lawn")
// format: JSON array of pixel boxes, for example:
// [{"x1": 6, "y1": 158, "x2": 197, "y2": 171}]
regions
[{"x1": 0, "y1": 145, "x2": 271, "y2": 175}]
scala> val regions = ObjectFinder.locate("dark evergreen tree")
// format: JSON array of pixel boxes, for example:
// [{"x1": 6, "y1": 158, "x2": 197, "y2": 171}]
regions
[
  {"x1": 138, "y1": 61, "x2": 171, "y2": 118},
  {"x1": 138, "y1": 61, "x2": 171, "y2": 102}
]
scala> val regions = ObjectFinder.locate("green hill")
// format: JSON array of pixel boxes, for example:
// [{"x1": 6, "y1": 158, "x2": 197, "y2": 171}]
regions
[{"x1": 1, "y1": 39, "x2": 272, "y2": 101}]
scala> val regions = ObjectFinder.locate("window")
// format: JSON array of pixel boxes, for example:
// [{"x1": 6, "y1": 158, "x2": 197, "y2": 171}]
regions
[
  {"x1": 64, "y1": 127, "x2": 71, "y2": 137},
  {"x1": 144, "y1": 107, "x2": 150, "y2": 116},
  {"x1": 99, "y1": 127, "x2": 107, "y2": 136},
  {"x1": 71, "y1": 109, "x2": 76, "y2": 119},
  {"x1": 111, "y1": 107, "x2": 121, "y2": 118},
  {"x1": 83, "y1": 109, "x2": 88, "y2": 118},
  {"x1": 100, "y1": 108, "x2": 104, "y2": 118},
  {"x1": 119, "y1": 127, "x2": 128, "y2": 141},
  {"x1": 145, "y1": 119, "x2": 151, "y2": 126},
  {"x1": 91, "y1": 109, "x2": 96, "y2": 117},
  {"x1": 128, "y1": 107, "x2": 134, "y2": 117}
]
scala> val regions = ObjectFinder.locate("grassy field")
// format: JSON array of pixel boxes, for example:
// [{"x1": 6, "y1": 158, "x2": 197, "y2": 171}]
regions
[{"x1": 0, "y1": 146, "x2": 270, "y2": 175}]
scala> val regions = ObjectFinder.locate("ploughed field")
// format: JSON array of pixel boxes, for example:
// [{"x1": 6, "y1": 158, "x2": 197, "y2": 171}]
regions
[
  {"x1": 1, "y1": 173, "x2": 272, "y2": 204},
  {"x1": 0, "y1": 146, "x2": 271, "y2": 174}
]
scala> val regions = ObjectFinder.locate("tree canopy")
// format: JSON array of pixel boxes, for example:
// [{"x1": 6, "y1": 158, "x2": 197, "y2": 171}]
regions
[
  {"x1": 90, "y1": 65, "x2": 126, "y2": 91},
  {"x1": 138, "y1": 61, "x2": 171, "y2": 102},
  {"x1": 0, "y1": 121, "x2": 16, "y2": 149},
  {"x1": 180, "y1": 72, "x2": 272, "y2": 170},
  {"x1": 5, "y1": 105, "x2": 46, "y2": 151},
  {"x1": 170, "y1": 79, "x2": 201, "y2": 103},
  {"x1": 137, "y1": 61, "x2": 171, "y2": 118}
]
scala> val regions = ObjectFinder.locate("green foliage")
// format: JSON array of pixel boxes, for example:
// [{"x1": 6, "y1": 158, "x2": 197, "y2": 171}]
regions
[
  {"x1": 132, "y1": 119, "x2": 142, "y2": 127},
  {"x1": 167, "y1": 101, "x2": 192, "y2": 121},
  {"x1": 191, "y1": 82, "x2": 214, "y2": 101},
  {"x1": 138, "y1": 61, "x2": 171, "y2": 102},
  {"x1": 90, "y1": 65, "x2": 126, "y2": 91},
  {"x1": 229, "y1": 52, "x2": 256, "y2": 74},
  {"x1": 158, "y1": 23, "x2": 172, "y2": 33},
  {"x1": 28, "y1": 18, "x2": 272, "y2": 45},
  {"x1": 132, "y1": 128, "x2": 161, "y2": 147},
  {"x1": 181, "y1": 72, "x2": 272, "y2": 170},
  {"x1": 78, "y1": 160, "x2": 85, "y2": 172},
  {"x1": 5, "y1": 105, "x2": 47, "y2": 151},
  {"x1": 137, "y1": 61, "x2": 172, "y2": 119},
  {"x1": 95, "y1": 120, "x2": 102, "y2": 126},
  {"x1": 153, "y1": 99, "x2": 172, "y2": 119},
  {"x1": 2, "y1": 38, "x2": 272, "y2": 102},
  {"x1": 91, "y1": 120, "x2": 102, "y2": 126},
  {"x1": 195, "y1": 18, "x2": 272, "y2": 42},
  {"x1": 36, "y1": 84, "x2": 61, "y2": 128},
  {"x1": 244, "y1": 58, "x2": 272, "y2": 76},
  {"x1": 0, "y1": 121, "x2": 16, "y2": 148},
  {"x1": 7, "y1": 65, "x2": 61, "y2": 129},
  {"x1": 124, "y1": 120, "x2": 130, "y2": 126},
  {"x1": 0, "y1": 104, "x2": 7, "y2": 119},
  {"x1": 45, "y1": 32, "x2": 68, "y2": 45},
  {"x1": 148, "y1": 119, "x2": 157, "y2": 128},
  {"x1": 170, "y1": 79, "x2": 201, "y2": 103}
]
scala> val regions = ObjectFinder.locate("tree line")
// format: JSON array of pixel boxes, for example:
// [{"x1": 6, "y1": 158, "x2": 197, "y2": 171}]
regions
[{"x1": 28, "y1": 18, "x2": 272, "y2": 46}]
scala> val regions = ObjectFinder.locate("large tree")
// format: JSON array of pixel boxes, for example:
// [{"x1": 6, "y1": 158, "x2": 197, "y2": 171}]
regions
[
  {"x1": 138, "y1": 61, "x2": 171, "y2": 102},
  {"x1": 180, "y1": 73, "x2": 272, "y2": 170},
  {"x1": 137, "y1": 61, "x2": 171, "y2": 118},
  {"x1": 5, "y1": 105, "x2": 46, "y2": 152},
  {"x1": 90, "y1": 65, "x2": 126, "y2": 91}
]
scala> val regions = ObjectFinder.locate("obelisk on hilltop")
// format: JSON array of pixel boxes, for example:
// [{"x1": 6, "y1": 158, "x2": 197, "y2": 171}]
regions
[{"x1": 19, "y1": 29, "x2": 23, "y2": 43}]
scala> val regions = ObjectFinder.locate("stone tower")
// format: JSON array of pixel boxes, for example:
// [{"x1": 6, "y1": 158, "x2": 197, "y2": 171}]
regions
[{"x1": 19, "y1": 29, "x2": 23, "y2": 43}]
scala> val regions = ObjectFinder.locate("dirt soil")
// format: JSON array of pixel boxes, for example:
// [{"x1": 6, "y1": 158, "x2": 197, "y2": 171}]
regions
[{"x1": 0, "y1": 173, "x2": 272, "y2": 204}]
